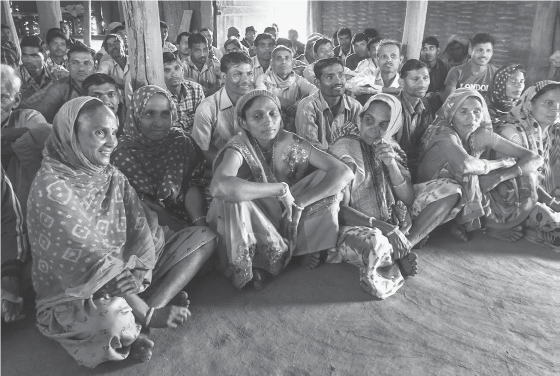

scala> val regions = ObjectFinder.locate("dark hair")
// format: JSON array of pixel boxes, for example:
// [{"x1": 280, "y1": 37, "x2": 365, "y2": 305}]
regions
[
  {"x1": 240, "y1": 96, "x2": 261, "y2": 119},
  {"x1": 220, "y1": 51, "x2": 252, "y2": 73},
  {"x1": 188, "y1": 33, "x2": 208, "y2": 49},
  {"x1": 272, "y1": 45, "x2": 292, "y2": 57},
  {"x1": 313, "y1": 38, "x2": 333, "y2": 54},
  {"x1": 276, "y1": 38, "x2": 292, "y2": 49},
  {"x1": 176, "y1": 31, "x2": 190, "y2": 45},
  {"x1": 377, "y1": 39, "x2": 402, "y2": 56},
  {"x1": 337, "y1": 28, "x2": 352, "y2": 38},
  {"x1": 163, "y1": 51, "x2": 181, "y2": 65},
  {"x1": 75, "y1": 99, "x2": 108, "y2": 132},
  {"x1": 20, "y1": 35, "x2": 45, "y2": 54},
  {"x1": 314, "y1": 57, "x2": 344, "y2": 80},
  {"x1": 472, "y1": 33, "x2": 495, "y2": 47},
  {"x1": 224, "y1": 37, "x2": 242, "y2": 49},
  {"x1": 199, "y1": 28, "x2": 211, "y2": 34},
  {"x1": 82, "y1": 73, "x2": 119, "y2": 94},
  {"x1": 363, "y1": 28, "x2": 379, "y2": 40},
  {"x1": 254, "y1": 33, "x2": 275, "y2": 47},
  {"x1": 400, "y1": 59, "x2": 429, "y2": 78},
  {"x1": 367, "y1": 37, "x2": 382, "y2": 52},
  {"x1": 46, "y1": 28, "x2": 66, "y2": 45},
  {"x1": 102, "y1": 33, "x2": 120, "y2": 50},
  {"x1": 160, "y1": 21, "x2": 169, "y2": 30},
  {"x1": 68, "y1": 44, "x2": 95, "y2": 60},
  {"x1": 352, "y1": 33, "x2": 368, "y2": 46},
  {"x1": 111, "y1": 25, "x2": 126, "y2": 34},
  {"x1": 531, "y1": 83, "x2": 560, "y2": 103},
  {"x1": 245, "y1": 26, "x2": 256, "y2": 34},
  {"x1": 288, "y1": 29, "x2": 298, "y2": 39},
  {"x1": 422, "y1": 36, "x2": 439, "y2": 49},
  {"x1": 264, "y1": 26, "x2": 276, "y2": 35}
]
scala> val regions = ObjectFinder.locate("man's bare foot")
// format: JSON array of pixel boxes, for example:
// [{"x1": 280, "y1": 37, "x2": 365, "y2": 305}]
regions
[
  {"x1": 486, "y1": 226, "x2": 523, "y2": 242},
  {"x1": 413, "y1": 235, "x2": 429, "y2": 249},
  {"x1": 150, "y1": 306, "x2": 191, "y2": 329},
  {"x1": 397, "y1": 252, "x2": 418, "y2": 278},
  {"x1": 451, "y1": 222, "x2": 469, "y2": 242},
  {"x1": 302, "y1": 250, "x2": 327, "y2": 270},
  {"x1": 169, "y1": 291, "x2": 190, "y2": 308},
  {"x1": 130, "y1": 332, "x2": 154, "y2": 362},
  {"x1": 252, "y1": 268, "x2": 271, "y2": 290}
]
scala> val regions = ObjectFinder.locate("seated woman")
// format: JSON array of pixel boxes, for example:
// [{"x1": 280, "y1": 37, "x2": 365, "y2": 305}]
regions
[
  {"x1": 329, "y1": 94, "x2": 462, "y2": 299},
  {"x1": 27, "y1": 97, "x2": 217, "y2": 368},
  {"x1": 418, "y1": 88, "x2": 543, "y2": 242},
  {"x1": 486, "y1": 64, "x2": 525, "y2": 122},
  {"x1": 494, "y1": 81, "x2": 560, "y2": 250},
  {"x1": 208, "y1": 90, "x2": 354, "y2": 289},
  {"x1": 111, "y1": 86, "x2": 208, "y2": 229}
]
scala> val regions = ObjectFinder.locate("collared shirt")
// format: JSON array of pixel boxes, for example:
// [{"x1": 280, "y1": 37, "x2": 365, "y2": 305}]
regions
[
  {"x1": 44, "y1": 54, "x2": 69, "y2": 80},
  {"x1": 265, "y1": 70, "x2": 317, "y2": 107},
  {"x1": 427, "y1": 58, "x2": 450, "y2": 94},
  {"x1": 295, "y1": 90, "x2": 362, "y2": 150},
  {"x1": 18, "y1": 65, "x2": 55, "y2": 108},
  {"x1": 354, "y1": 58, "x2": 377, "y2": 74},
  {"x1": 345, "y1": 53, "x2": 367, "y2": 71},
  {"x1": 334, "y1": 45, "x2": 354, "y2": 66},
  {"x1": 191, "y1": 87, "x2": 240, "y2": 152},
  {"x1": 169, "y1": 80, "x2": 205, "y2": 134},
  {"x1": 182, "y1": 56, "x2": 221, "y2": 96},
  {"x1": 162, "y1": 41, "x2": 177, "y2": 53},
  {"x1": 29, "y1": 76, "x2": 84, "y2": 122},
  {"x1": 97, "y1": 56, "x2": 129, "y2": 89},
  {"x1": 251, "y1": 56, "x2": 271, "y2": 80},
  {"x1": 396, "y1": 91, "x2": 433, "y2": 182}
]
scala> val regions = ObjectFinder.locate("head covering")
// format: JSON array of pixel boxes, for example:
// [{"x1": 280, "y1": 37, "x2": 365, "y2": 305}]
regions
[
  {"x1": 112, "y1": 85, "x2": 204, "y2": 213},
  {"x1": 236, "y1": 89, "x2": 282, "y2": 119},
  {"x1": 227, "y1": 26, "x2": 240, "y2": 38},
  {"x1": 360, "y1": 93, "x2": 403, "y2": 140},
  {"x1": 434, "y1": 88, "x2": 492, "y2": 133},
  {"x1": 442, "y1": 35, "x2": 471, "y2": 65},
  {"x1": 107, "y1": 22, "x2": 123, "y2": 34},
  {"x1": 486, "y1": 64, "x2": 525, "y2": 116}
]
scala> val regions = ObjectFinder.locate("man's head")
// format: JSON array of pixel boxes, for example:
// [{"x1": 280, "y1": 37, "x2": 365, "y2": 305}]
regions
[
  {"x1": 363, "y1": 28, "x2": 379, "y2": 41},
  {"x1": 188, "y1": 33, "x2": 209, "y2": 66},
  {"x1": 102, "y1": 34, "x2": 125, "y2": 60},
  {"x1": 352, "y1": 33, "x2": 369, "y2": 59},
  {"x1": 470, "y1": 33, "x2": 495, "y2": 67},
  {"x1": 367, "y1": 37, "x2": 382, "y2": 58},
  {"x1": 20, "y1": 35, "x2": 46, "y2": 75},
  {"x1": 377, "y1": 39, "x2": 403, "y2": 75},
  {"x1": 245, "y1": 26, "x2": 256, "y2": 43},
  {"x1": 227, "y1": 26, "x2": 241, "y2": 39},
  {"x1": 314, "y1": 57, "x2": 345, "y2": 98},
  {"x1": 271, "y1": 46, "x2": 293, "y2": 78},
  {"x1": 220, "y1": 51, "x2": 254, "y2": 97},
  {"x1": 160, "y1": 21, "x2": 169, "y2": 44},
  {"x1": 176, "y1": 32, "x2": 191, "y2": 56},
  {"x1": 420, "y1": 36, "x2": 439, "y2": 65},
  {"x1": 46, "y1": 28, "x2": 67, "y2": 60},
  {"x1": 337, "y1": 28, "x2": 352, "y2": 50},
  {"x1": 305, "y1": 35, "x2": 321, "y2": 61},
  {"x1": 224, "y1": 37, "x2": 243, "y2": 54},
  {"x1": 59, "y1": 21, "x2": 71, "y2": 39},
  {"x1": 82, "y1": 73, "x2": 120, "y2": 114},
  {"x1": 162, "y1": 52, "x2": 184, "y2": 90},
  {"x1": 254, "y1": 33, "x2": 276, "y2": 62},
  {"x1": 1, "y1": 64, "x2": 22, "y2": 123},
  {"x1": 313, "y1": 38, "x2": 335, "y2": 60},
  {"x1": 264, "y1": 26, "x2": 277, "y2": 40},
  {"x1": 288, "y1": 29, "x2": 298, "y2": 43},
  {"x1": 199, "y1": 28, "x2": 212, "y2": 45},
  {"x1": 111, "y1": 25, "x2": 128, "y2": 49},
  {"x1": 1, "y1": 24, "x2": 11, "y2": 43},
  {"x1": 399, "y1": 59, "x2": 430, "y2": 99},
  {"x1": 67, "y1": 45, "x2": 96, "y2": 84}
]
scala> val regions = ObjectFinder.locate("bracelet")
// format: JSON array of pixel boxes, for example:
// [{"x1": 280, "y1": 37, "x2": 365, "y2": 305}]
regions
[
  {"x1": 145, "y1": 307, "x2": 155, "y2": 328},
  {"x1": 392, "y1": 178, "x2": 407, "y2": 188},
  {"x1": 516, "y1": 165, "x2": 523, "y2": 177},
  {"x1": 192, "y1": 216, "x2": 206, "y2": 223},
  {"x1": 293, "y1": 202, "x2": 304, "y2": 211},
  {"x1": 277, "y1": 182, "x2": 289, "y2": 199},
  {"x1": 368, "y1": 217, "x2": 374, "y2": 228},
  {"x1": 482, "y1": 160, "x2": 490, "y2": 175},
  {"x1": 548, "y1": 196, "x2": 557, "y2": 207}
]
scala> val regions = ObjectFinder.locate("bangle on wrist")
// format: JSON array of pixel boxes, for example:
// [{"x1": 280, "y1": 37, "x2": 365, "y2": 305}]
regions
[
  {"x1": 482, "y1": 160, "x2": 490, "y2": 175},
  {"x1": 516, "y1": 165, "x2": 523, "y2": 177},
  {"x1": 145, "y1": 307, "x2": 155, "y2": 327},
  {"x1": 277, "y1": 182, "x2": 289, "y2": 199},
  {"x1": 192, "y1": 216, "x2": 206, "y2": 223},
  {"x1": 293, "y1": 202, "x2": 304, "y2": 211},
  {"x1": 548, "y1": 196, "x2": 557, "y2": 207},
  {"x1": 392, "y1": 178, "x2": 407, "y2": 188},
  {"x1": 368, "y1": 217, "x2": 374, "y2": 228}
]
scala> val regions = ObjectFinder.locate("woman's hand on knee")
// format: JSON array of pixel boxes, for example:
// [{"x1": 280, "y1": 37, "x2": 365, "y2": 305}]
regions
[
  {"x1": 150, "y1": 306, "x2": 191, "y2": 329},
  {"x1": 107, "y1": 271, "x2": 142, "y2": 296}
]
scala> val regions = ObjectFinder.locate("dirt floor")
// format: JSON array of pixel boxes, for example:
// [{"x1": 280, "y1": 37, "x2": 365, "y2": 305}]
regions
[{"x1": 2, "y1": 229, "x2": 558, "y2": 376}]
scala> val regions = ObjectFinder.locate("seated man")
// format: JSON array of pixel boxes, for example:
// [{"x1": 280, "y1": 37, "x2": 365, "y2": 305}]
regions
[
  {"x1": 97, "y1": 34, "x2": 129, "y2": 91},
  {"x1": 353, "y1": 36, "x2": 382, "y2": 75},
  {"x1": 59, "y1": 21, "x2": 88, "y2": 49},
  {"x1": 1, "y1": 24, "x2": 19, "y2": 64},
  {"x1": 288, "y1": 29, "x2": 305, "y2": 56},
  {"x1": 444, "y1": 33, "x2": 498, "y2": 100},
  {"x1": 183, "y1": 33, "x2": 221, "y2": 97},
  {"x1": 334, "y1": 28, "x2": 353, "y2": 66},
  {"x1": 420, "y1": 36, "x2": 450, "y2": 111},
  {"x1": 224, "y1": 37, "x2": 243, "y2": 54},
  {"x1": 82, "y1": 73, "x2": 126, "y2": 136},
  {"x1": 303, "y1": 38, "x2": 354, "y2": 86},
  {"x1": 257, "y1": 45, "x2": 317, "y2": 132},
  {"x1": 252, "y1": 33, "x2": 276, "y2": 80},
  {"x1": 44, "y1": 28, "x2": 69, "y2": 80},
  {"x1": 200, "y1": 28, "x2": 223, "y2": 61},
  {"x1": 345, "y1": 33, "x2": 369, "y2": 71},
  {"x1": 1, "y1": 167, "x2": 28, "y2": 323},
  {"x1": 295, "y1": 57, "x2": 362, "y2": 150},
  {"x1": 441, "y1": 35, "x2": 470, "y2": 68},
  {"x1": 163, "y1": 52, "x2": 205, "y2": 133},
  {"x1": 395, "y1": 59, "x2": 433, "y2": 183},
  {"x1": 18, "y1": 35, "x2": 55, "y2": 108},
  {"x1": 160, "y1": 21, "x2": 177, "y2": 53},
  {"x1": 176, "y1": 31, "x2": 190, "y2": 62},
  {"x1": 1, "y1": 64, "x2": 51, "y2": 207},
  {"x1": 192, "y1": 52, "x2": 254, "y2": 167},
  {"x1": 29, "y1": 45, "x2": 96, "y2": 122},
  {"x1": 241, "y1": 26, "x2": 256, "y2": 56}
]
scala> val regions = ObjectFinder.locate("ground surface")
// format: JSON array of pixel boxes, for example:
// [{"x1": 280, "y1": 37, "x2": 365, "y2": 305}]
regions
[{"x1": 2, "y1": 230, "x2": 559, "y2": 376}]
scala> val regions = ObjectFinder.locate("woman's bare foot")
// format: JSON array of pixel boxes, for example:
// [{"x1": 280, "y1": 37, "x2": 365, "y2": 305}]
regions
[
  {"x1": 252, "y1": 268, "x2": 271, "y2": 290},
  {"x1": 150, "y1": 305, "x2": 191, "y2": 329},
  {"x1": 130, "y1": 332, "x2": 154, "y2": 363},
  {"x1": 451, "y1": 222, "x2": 469, "y2": 242},
  {"x1": 169, "y1": 291, "x2": 190, "y2": 308},
  {"x1": 486, "y1": 226, "x2": 523, "y2": 242},
  {"x1": 302, "y1": 250, "x2": 327, "y2": 270},
  {"x1": 413, "y1": 235, "x2": 429, "y2": 249},
  {"x1": 397, "y1": 252, "x2": 418, "y2": 278}
]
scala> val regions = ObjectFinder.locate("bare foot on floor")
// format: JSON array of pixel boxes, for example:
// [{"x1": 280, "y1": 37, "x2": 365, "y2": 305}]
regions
[
  {"x1": 451, "y1": 222, "x2": 469, "y2": 242},
  {"x1": 302, "y1": 250, "x2": 327, "y2": 270},
  {"x1": 169, "y1": 291, "x2": 190, "y2": 308},
  {"x1": 252, "y1": 268, "x2": 271, "y2": 290},
  {"x1": 413, "y1": 235, "x2": 429, "y2": 249},
  {"x1": 130, "y1": 332, "x2": 154, "y2": 363},
  {"x1": 486, "y1": 226, "x2": 523, "y2": 242},
  {"x1": 397, "y1": 252, "x2": 418, "y2": 278}
]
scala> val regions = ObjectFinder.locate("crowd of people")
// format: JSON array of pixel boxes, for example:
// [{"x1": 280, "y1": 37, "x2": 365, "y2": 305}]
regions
[{"x1": 1, "y1": 18, "x2": 559, "y2": 368}]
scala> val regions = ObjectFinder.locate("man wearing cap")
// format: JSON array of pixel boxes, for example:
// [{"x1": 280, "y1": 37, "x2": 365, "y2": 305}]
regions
[
  {"x1": 241, "y1": 26, "x2": 256, "y2": 57},
  {"x1": 252, "y1": 33, "x2": 275, "y2": 80}
]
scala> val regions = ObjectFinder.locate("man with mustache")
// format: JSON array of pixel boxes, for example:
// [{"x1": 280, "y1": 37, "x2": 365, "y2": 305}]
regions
[
  {"x1": 82, "y1": 73, "x2": 125, "y2": 137},
  {"x1": 395, "y1": 59, "x2": 434, "y2": 183},
  {"x1": 444, "y1": 33, "x2": 498, "y2": 100},
  {"x1": 192, "y1": 52, "x2": 254, "y2": 167},
  {"x1": 420, "y1": 36, "x2": 450, "y2": 111},
  {"x1": 17, "y1": 35, "x2": 55, "y2": 109},
  {"x1": 295, "y1": 57, "x2": 362, "y2": 150},
  {"x1": 252, "y1": 33, "x2": 276, "y2": 80},
  {"x1": 44, "y1": 28, "x2": 69, "y2": 80},
  {"x1": 97, "y1": 34, "x2": 128, "y2": 91},
  {"x1": 182, "y1": 33, "x2": 221, "y2": 97}
]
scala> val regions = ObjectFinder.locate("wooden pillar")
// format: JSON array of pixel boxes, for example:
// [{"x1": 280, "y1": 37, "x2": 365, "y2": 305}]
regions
[
  {"x1": 401, "y1": 0, "x2": 428, "y2": 60},
  {"x1": 1, "y1": 0, "x2": 21, "y2": 59},
  {"x1": 527, "y1": 1, "x2": 558, "y2": 85},
  {"x1": 307, "y1": 1, "x2": 323, "y2": 36},
  {"x1": 122, "y1": 0, "x2": 164, "y2": 103},
  {"x1": 36, "y1": 0, "x2": 63, "y2": 41},
  {"x1": 83, "y1": 0, "x2": 91, "y2": 46}
]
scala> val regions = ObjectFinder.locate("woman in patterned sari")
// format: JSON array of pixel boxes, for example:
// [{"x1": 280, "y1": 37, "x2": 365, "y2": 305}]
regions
[
  {"x1": 208, "y1": 89, "x2": 354, "y2": 289},
  {"x1": 493, "y1": 81, "x2": 560, "y2": 251},
  {"x1": 486, "y1": 64, "x2": 525, "y2": 123},
  {"x1": 329, "y1": 94, "x2": 462, "y2": 299},
  {"x1": 27, "y1": 97, "x2": 217, "y2": 368},
  {"x1": 418, "y1": 88, "x2": 542, "y2": 242}
]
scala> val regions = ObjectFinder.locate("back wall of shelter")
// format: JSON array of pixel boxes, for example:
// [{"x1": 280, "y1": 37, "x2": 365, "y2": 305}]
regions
[{"x1": 321, "y1": 1, "x2": 537, "y2": 69}]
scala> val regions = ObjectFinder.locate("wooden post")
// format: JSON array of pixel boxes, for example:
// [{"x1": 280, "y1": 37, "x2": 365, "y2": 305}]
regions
[
  {"x1": 121, "y1": 0, "x2": 165, "y2": 104},
  {"x1": 307, "y1": 1, "x2": 323, "y2": 36},
  {"x1": 83, "y1": 0, "x2": 91, "y2": 46},
  {"x1": 401, "y1": 0, "x2": 428, "y2": 60},
  {"x1": 1, "y1": 0, "x2": 21, "y2": 60},
  {"x1": 527, "y1": 1, "x2": 558, "y2": 85},
  {"x1": 36, "y1": 0, "x2": 63, "y2": 41}
]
